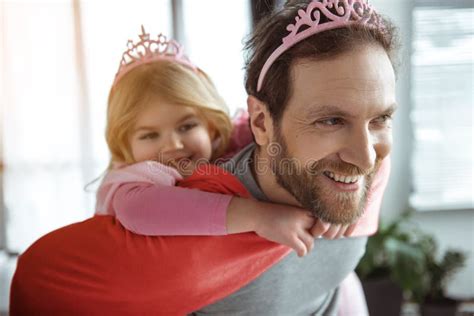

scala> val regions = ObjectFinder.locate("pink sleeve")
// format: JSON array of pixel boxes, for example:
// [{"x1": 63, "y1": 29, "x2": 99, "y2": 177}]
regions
[
  {"x1": 95, "y1": 161, "x2": 182, "y2": 216},
  {"x1": 338, "y1": 272, "x2": 369, "y2": 316},
  {"x1": 220, "y1": 110, "x2": 254, "y2": 160},
  {"x1": 350, "y1": 156, "x2": 391, "y2": 236},
  {"x1": 112, "y1": 182, "x2": 232, "y2": 236}
]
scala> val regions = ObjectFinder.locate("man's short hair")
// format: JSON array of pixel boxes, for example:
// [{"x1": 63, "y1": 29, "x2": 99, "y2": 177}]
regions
[{"x1": 244, "y1": 0, "x2": 400, "y2": 123}]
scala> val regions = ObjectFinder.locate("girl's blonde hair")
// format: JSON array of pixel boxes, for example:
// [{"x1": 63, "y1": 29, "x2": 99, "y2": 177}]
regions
[{"x1": 105, "y1": 60, "x2": 232, "y2": 169}]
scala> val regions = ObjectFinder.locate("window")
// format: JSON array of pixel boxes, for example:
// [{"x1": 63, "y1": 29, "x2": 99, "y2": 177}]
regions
[
  {"x1": 0, "y1": 0, "x2": 251, "y2": 254},
  {"x1": 410, "y1": 1, "x2": 474, "y2": 211},
  {"x1": 181, "y1": 0, "x2": 251, "y2": 116}
]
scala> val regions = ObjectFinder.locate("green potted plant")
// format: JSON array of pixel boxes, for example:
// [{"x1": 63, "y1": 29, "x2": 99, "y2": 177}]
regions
[
  {"x1": 356, "y1": 212, "x2": 425, "y2": 316},
  {"x1": 409, "y1": 234, "x2": 467, "y2": 316}
]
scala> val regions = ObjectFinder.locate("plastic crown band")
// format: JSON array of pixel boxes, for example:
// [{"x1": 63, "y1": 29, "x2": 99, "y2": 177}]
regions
[
  {"x1": 112, "y1": 26, "x2": 197, "y2": 87},
  {"x1": 256, "y1": 0, "x2": 383, "y2": 92}
]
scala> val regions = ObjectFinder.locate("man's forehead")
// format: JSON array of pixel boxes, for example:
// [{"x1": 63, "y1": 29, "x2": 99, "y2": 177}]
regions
[
  {"x1": 289, "y1": 78, "x2": 396, "y2": 114},
  {"x1": 300, "y1": 78, "x2": 393, "y2": 97},
  {"x1": 286, "y1": 48, "x2": 396, "y2": 116},
  {"x1": 291, "y1": 66, "x2": 395, "y2": 91},
  {"x1": 290, "y1": 46, "x2": 394, "y2": 85}
]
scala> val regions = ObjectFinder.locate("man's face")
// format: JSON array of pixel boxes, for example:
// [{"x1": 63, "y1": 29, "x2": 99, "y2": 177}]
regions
[{"x1": 270, "y1": 45, "x2": 396, "y2": 224}]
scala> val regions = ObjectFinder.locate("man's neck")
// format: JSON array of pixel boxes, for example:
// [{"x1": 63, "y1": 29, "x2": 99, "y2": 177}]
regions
[{"x1": 251, "y1": 148, "x2": 301, "y2": 207}]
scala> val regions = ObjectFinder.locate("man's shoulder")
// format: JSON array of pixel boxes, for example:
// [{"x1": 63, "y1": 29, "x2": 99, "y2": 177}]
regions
[
  {"x1": 194, "y1": 237, "x2": 368, "y2": 315},
  {"x1": 217, "y1": 143, "x2": 268, "y2": 201},
  {"x1": 218, "y1": 143, "x2": 255, "y2": 175},
  {"x1": 178, "y1": 164, "x2": 251, "y2": 198}
]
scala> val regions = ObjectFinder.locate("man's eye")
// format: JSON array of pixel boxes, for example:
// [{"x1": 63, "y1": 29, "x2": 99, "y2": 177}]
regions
[
  {"x1": 316, "y1": 118, "x2": 344, "y2": 126},
  {"x1": 179, "y1": 122, "x2": 198, "y2": 132},
  {"x1": 372, "y1": 114, "x2": 393, "y2": 125},
  {"x1": 139, "y1": 132, "x2": 159, "y2": 140}
]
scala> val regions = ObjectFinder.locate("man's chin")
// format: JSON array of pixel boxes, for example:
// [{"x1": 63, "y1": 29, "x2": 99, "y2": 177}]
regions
[
  {"x1": 309, "y1": 187, "x2": 367, "y2": 224},
  {"x1": 323, "y1": 203, "x2": 363, "y2": 225}
]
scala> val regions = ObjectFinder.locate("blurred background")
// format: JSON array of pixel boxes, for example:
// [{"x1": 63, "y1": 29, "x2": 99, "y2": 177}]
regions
[{"x1": 0, "y1": 0, "x2": 472, "y2": 314}]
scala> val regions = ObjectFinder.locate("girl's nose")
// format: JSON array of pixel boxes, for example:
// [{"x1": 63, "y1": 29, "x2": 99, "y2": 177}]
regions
[{"x1": 161, "y1": 132, "x2": 184, "y2": 152}]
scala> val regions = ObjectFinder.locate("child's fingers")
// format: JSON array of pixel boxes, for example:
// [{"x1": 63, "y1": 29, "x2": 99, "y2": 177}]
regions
[
  {"x1": 299, "y1": 232, "x2": 314, "y2": 253},
  {"x1": 334, "y1": 224, "x2": 349, "y2": 239},
  {"x1": 292, "y1": 238, "x2": 308, "y2": 257},
  {"x1": 310, "y1": 219, "x2": 330, "y2": 237},
  {"x1": 322, "y1": 224, "x2": 341, "y2": 239},
  {"x1": 343, "y1": 223, "x2": 357, "y2": 237}
]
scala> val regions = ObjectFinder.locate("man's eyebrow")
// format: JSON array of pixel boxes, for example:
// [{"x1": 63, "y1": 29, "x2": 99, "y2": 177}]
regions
[
  {"x1": 304, "y1": 105, "x2": 357, "y2": 118},
  {"x1": 383, "y1": 103, "x2": 398, "y2": 115},
  {"x1": 305, "y1": 103, "x2": 399, "y2": 118}
]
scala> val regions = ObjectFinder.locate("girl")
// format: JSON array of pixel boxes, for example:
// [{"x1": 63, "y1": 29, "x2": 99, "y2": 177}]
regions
[{"x1": 95, "y1": 28, "x2": 386, "y2": 257}]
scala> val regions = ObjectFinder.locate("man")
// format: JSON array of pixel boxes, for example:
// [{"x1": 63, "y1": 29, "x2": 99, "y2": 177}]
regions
[
  {"x1": 191, "y1": 1, "x2": 397, "y2": 312},
  {"x1": 10, "y1": 1, "x2": 398, "y2": 314}
]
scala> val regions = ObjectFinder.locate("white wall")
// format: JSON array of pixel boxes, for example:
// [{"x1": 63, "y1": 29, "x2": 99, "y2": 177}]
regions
[{"x1": 372, "y1": 0, "x2": 474, "y2": 299}]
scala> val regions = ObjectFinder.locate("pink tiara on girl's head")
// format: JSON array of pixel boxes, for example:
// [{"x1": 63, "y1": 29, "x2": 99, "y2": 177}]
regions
[
  {"x1": 112, "y1": 26, "x2": 197, "y2": 87},
  {"x1": 257, "y1": 0, "x2": 383, "y2": 92}
]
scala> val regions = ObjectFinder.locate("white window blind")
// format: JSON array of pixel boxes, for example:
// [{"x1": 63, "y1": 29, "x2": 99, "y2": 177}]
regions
[
  {"x1": 410, "y1": 2, "x2": 474, "y2": 211},
  {"x1": 1, "y1": 0, "x2": 172, "y2": 253}
]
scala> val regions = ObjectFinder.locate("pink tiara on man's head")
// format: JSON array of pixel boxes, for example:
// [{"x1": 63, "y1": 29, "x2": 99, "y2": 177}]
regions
[
  {"x1": 257, "y1": 0, "x2": 383, "y2": 92},
  {"x1": 112, "y1": 26, "x2": 197, "y2": 87}
]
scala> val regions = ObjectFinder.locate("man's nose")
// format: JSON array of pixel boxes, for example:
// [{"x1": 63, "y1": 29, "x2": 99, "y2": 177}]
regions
[
  {"x1": 161, "y1": 132, "x2": 184, "y2": 152},
  {"x1": 338, "y1": 126, "x2": 376, "y2": 172}
]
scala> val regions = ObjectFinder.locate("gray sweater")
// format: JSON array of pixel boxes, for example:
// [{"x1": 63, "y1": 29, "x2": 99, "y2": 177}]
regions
[{"x1": 191, "y1": 144, "x2": 367, "y2": 315}]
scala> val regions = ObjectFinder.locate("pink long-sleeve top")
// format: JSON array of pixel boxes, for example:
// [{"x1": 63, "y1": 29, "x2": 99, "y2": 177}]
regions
[{"x1": 95, "y1": 110, "x2": 390, "y2": 237}]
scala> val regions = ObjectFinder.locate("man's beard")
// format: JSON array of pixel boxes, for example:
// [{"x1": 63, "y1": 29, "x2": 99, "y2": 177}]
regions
[{"x1": 270, "y1": 129, "x2": 380, "y2": 224}]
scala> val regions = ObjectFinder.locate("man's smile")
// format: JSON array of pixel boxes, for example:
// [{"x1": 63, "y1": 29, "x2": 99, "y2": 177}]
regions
[
  {"x1": 323, "y1": 171, "x2": 361, "y2": 184},
  {"x1": 321, "y1": 171, "x2": 364, "y2": 192}
]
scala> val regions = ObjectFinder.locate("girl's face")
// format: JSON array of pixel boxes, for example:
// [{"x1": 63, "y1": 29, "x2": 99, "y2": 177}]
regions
[{"x1": 128, "y1": 99, "x2": 213, "y2": 175}]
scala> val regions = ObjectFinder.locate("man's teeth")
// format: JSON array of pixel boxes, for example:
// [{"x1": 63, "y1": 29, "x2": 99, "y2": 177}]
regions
[{"x1": 325, "y1": 171, "x2": 360, "y2": 184}]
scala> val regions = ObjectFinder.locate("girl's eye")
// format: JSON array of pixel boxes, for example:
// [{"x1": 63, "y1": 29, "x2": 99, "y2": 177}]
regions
[
  {"x1": 139, "y1": 132, "x2": 159, "y2": 140},
  {"x1": 179, "y1": 122, "x2": 198, "y2": 132},
  {"x1": 316, "y1": 117, "x2": 344, "y2": 126}
]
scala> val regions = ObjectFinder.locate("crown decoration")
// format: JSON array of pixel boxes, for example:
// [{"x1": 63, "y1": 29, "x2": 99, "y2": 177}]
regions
[
  {"x1": 257, "y1": 0, "x2": 383, "y2": 92},
  {"x1": 113, "y1": 26, "x2": 197, "y2": 87}
]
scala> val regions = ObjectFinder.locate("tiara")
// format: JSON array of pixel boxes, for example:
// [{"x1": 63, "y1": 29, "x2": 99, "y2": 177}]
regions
[
  {"x1": 112, "y1": 26, "x2": 197, "y2": 87},
  {"x1": 257, "y1": 0, "x2": 383, "y2": 92}
]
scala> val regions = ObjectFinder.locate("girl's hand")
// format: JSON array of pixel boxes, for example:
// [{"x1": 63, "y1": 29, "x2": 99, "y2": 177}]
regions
[
  {"x1": 310, "y1": 220, "x2": 358, "y2": 239},
  {"x1": 226, "y1": 197, "x2": 359, "y2": 258},
  {"x1": 253, "y1": 203, "x2": 316, "y2": 257}
]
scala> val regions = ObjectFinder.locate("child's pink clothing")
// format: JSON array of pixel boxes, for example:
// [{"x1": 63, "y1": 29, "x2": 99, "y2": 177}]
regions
[
  {"x1": 220, "y1": 110, "x2": 253, "y2": 161},
  {"x1": 95, "y1": 162, "x2": 232, "y2": 235},
  {"x1": 95, "y1": 161, "x2": 182, "y2": 216},
  {"x1": 349, "y1": 155, "x2": 390, "y2": 236},
  {"x1": 338, "y1": 272, "x2": 369, "y2": 316}
]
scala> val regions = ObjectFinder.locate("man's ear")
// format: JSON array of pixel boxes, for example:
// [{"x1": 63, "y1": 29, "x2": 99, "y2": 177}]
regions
[{"x1": 247, "y1": 95, "x2": 273, "y2": 146}]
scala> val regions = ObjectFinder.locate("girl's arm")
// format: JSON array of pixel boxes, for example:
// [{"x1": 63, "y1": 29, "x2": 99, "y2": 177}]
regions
[
  {"x1": 113, "y1": 182, "x2": 232, "y2": 236},
  {"x1": 107, "y1": 155, "x2": 390, "y2": 257},
  {"x1": 113, "y1": 182, "x2": 316, "y2": 257},
  {"x1": 226, "y1": 197, "x2": 316, "y2": 257},
  {"x1": 105, "y1": 161, "x2": 316, "y2": 256}
]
